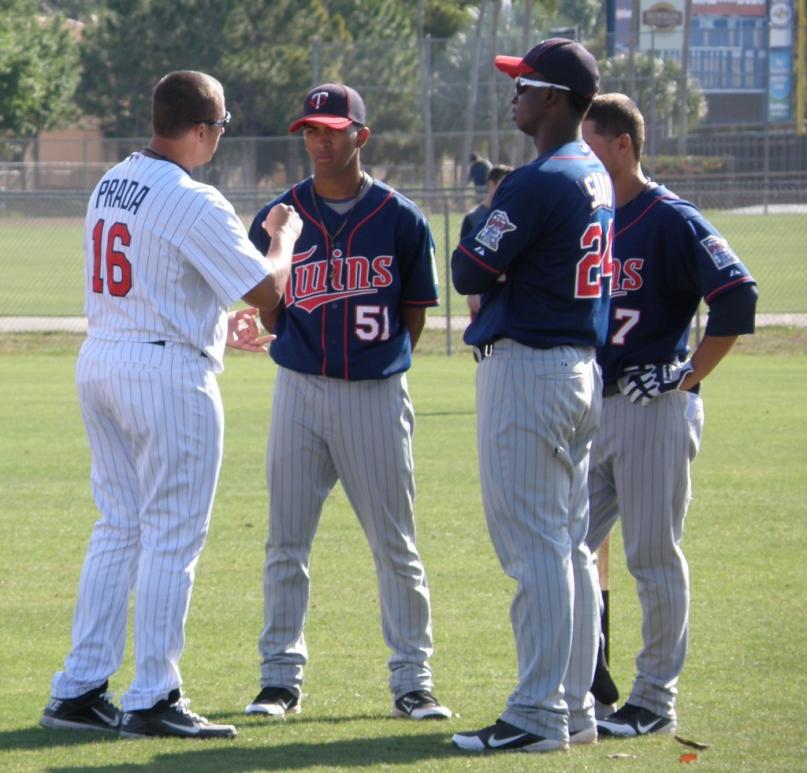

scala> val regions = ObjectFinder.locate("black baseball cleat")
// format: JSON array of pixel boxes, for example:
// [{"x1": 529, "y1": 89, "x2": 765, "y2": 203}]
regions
[
  {"x1": 597, "y1": 702, "x2": 676, "y2": 738},
  {"x1": 39, "y1": 681, "x2": 122, "y2": 733},
  {"x1": 244, "y1": 686, "x2": 301, "y2": 717},
  {"x1": 391, "y1": 689, "x2": 452, "y2": 720},
  {"x1": 120, "y1": 689, "x2": 236, "y2": 739},
  {"x1": 452, "y1": 719, "x2": 568, "y2": 753}
]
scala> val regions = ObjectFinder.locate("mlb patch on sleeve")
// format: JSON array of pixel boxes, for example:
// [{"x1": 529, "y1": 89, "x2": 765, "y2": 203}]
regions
[
  {"x1": 475, "y1": 209, "x2": 516, "y2": 252},
  {"x1": 700, "y1": 235, "x2": 739, "y2": 269}
]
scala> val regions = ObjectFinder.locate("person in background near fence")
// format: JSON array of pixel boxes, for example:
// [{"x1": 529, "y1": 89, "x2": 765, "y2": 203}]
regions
[
  {"x1": 575, "y1": 92, "x2": 758, "y2": 739},
  {"x1": 451, "y1": 39, "x2": 612, "y2": 753},
  {"x1": 459, "y1": 163, "x2": 513, "y2": 322},
  {"x1": 467, "y1": 151, "x2": 493, "y2": 199},
  {"x1": 243, "y1": 82, "x2": 452, "y2": 722},
  {"x1": 39, "y1": 69, "x2": 302, "y2": 740}
]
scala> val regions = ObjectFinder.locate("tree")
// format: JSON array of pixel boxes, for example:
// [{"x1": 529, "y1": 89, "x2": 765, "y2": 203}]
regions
[
  {"x1": 0, "y1": 0, "x2": 81, "y2": 149},
  {"x1": 599, "y1": 52, "x2": 708, "y2": 141},
  {"x1": 78, "y1": 0, "x2": 231, "y2": 137}
]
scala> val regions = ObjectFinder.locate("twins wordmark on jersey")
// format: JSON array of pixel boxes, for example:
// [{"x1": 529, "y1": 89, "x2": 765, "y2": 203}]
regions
[
  {"x1": 282, "y1": 245, "x2": 394, "y2": 312},
  {"x1": 249, "y1": 177, "x2": 439, "y2": 380}
]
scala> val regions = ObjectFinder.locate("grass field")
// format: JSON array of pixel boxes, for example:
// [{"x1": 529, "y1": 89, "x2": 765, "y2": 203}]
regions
[
  {"x1": 0, "y1": 336, "x2": 805, "y2": 771},
  {"x1": 0, "y1": 209, "x2": 804, "y2": 317}
]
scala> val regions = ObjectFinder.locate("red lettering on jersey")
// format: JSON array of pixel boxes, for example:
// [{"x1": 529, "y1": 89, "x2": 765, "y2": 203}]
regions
[
  {"x1": 295, "y1": 261, "x2": 328, "y2": 298},
  {"x1": 621, "y1": 258, "x2": 644, "y2": 291},
  {"x1": 371, "y1": 256, "x2": 393, "y2": 288},
  {"x1": 330, "y1": 258, "x2": 344, "y2": 290},
  {"x1": 345, "y1": 256, "x2": 371, "y2": 290},
  {"x1": 610, "y1": 258, "x2": 623, "y2": 295},
  {"x1": 285, "y1": 249, "x2": 391, "y2": 312}
]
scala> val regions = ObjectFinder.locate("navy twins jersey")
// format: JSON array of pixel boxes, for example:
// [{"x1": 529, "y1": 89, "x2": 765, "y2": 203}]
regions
[
  {"x1": 598, "y1": 182, "x2": 757, "y2": 383},
  {"x1": 249, "y1": 177, "x2": 439, "y2": 380},
  {"x1": 451, "y1": 141, "x2": 614, "y2": 349}
]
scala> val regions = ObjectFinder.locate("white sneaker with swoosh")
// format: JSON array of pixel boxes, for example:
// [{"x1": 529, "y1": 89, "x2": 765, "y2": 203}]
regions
[
  {"x1": 597, "y1": 703, "x2": 676, "y2": 738},
  {"x1": 452, "y1": 719, "x2": 568, "y2": 753}
]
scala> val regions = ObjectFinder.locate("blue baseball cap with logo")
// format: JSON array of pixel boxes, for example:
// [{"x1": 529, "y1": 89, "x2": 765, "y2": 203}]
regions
[{"x1": 288, "y1": 83, "x2": 367, "y2": 133}]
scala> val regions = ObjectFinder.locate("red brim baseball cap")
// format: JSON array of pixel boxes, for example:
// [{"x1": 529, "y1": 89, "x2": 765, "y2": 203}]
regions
[
  {"x1": 494, "y1": 37, "x2": 600, "y2": 98},
  {"x1": 288, "y1": 83, "x2": 366, "y2": 133},
  {"x1": 493, "y1": 55, "x2": 535, "y2": 78}
]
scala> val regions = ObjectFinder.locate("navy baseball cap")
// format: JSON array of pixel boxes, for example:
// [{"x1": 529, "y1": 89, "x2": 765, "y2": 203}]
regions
[
  {"x1": 494, "y1": 38, "x2": 600, "y2": 98},
  {"x1": 288, "y1": 83, "x2": 366, "y2": 133}
]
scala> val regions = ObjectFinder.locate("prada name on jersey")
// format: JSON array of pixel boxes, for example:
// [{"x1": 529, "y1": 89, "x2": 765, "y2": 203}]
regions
[{"x1": 93, "y1": 177, "x2": 151, "y2": 214}]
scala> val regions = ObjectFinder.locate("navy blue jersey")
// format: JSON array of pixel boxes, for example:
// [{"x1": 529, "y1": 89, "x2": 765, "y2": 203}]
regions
[
  {"x1": 599, "y1": 182, "x2": 757, "y2": 384},
  {"x1": 451, "y1": 141, "x2": 614, "y2": 349},
  {"x1": 249, "y1": 177, "x2": 439, "y2": 380}
]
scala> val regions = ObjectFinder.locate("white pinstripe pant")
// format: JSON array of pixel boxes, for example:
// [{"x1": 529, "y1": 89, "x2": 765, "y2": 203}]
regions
[
  {"x1": 476, "y1": 339, "x2": 602, "y2": 741},
  {"x1": 51, "y1": 339, "x2": 223, "y2": 711},
  {"x1": 257, "y1": 366, "x2": 434, "y2": 699},
  {"x1": 587, "y1": 389, "x2": 704, "y2": 720}
]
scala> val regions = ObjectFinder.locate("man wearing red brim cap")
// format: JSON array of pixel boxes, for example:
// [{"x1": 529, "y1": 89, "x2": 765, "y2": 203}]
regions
[{"x1": 451, "y1": 38, "x2": 613, "y2": 754}]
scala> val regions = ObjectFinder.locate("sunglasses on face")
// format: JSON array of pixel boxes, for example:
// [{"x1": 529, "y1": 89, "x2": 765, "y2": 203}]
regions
[
  {"x1": 195, "y1": 110, "x2": 231, "y2": 128},
  {"x1": 513, "y1": 76, "x2": 572, "y2": 96}
]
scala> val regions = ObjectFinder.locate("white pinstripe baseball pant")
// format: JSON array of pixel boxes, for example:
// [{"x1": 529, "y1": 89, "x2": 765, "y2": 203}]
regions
[
  {"x1": 257, "y1": 366, "x2": 434, "y2": 699},
  {"x1": 586, "y1": 389, "x2": 704, "y2": 720},
  {"x1": 51, "y1": 339, "x2": 223, "y2": 711},
  {"x1": 475, "y1": 339, "x2": 602, "y2": 741}
]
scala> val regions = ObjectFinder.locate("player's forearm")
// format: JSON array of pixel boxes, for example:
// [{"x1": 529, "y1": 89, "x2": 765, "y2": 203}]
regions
[
  {"x1": 402, "y1": 306, "x2": 427, "y2": 351},
  {"x1": 242, "y1": 235, "x2": 294, "y2": 310},
  {"x1": 259, "y1": 305, "x2": 281, "y2": 335},
  {"x1": 681, "y1": 335, "x2": 738, "y2": 391}
]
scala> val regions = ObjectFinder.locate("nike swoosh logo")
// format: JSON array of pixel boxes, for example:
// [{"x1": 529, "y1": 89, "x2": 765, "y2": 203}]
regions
[
  {"x1": 488, "y1": 732, "x2": 528, "y2": 748},
  {"x1": 91, "y1": 707, "x2": 118, "y2": 725},
  {"x1": 637, "y1": 719, "x2": 661, "y2": 734},
  {"x1": 161, "y1": 720, "x2": 200, "y2": 735}
]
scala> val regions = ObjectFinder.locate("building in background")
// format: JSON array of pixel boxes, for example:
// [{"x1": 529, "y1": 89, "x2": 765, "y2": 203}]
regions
[{"x1": 612, "y1": 0, "x2": 797, "y2": 125}]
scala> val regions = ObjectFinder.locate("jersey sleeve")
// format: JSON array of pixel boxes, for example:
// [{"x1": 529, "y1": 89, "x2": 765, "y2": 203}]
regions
[
  {"x1": 397, "y1": 204, "x2": 440, "y2": 307},
  {"x1": 182, "y1": 189, "x2": 273, "y2": 308},
  {"x1": 451, "y1": 168, "x2": 545, "y2": 294},
  {"x1": 705, "y1": 282, "x2": 758, "y2": 336},
  {"x1": 681, "y1": 209, "x2": 756, "y2": 304}
]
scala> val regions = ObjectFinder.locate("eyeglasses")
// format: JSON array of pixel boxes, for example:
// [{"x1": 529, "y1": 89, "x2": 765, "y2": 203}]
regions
[
  {"x1": 514, "y1": 76, "x2": 571, "y2": 96},
  {"x1": 196, "y1": 111, "x2": 231, "y2": 128}
]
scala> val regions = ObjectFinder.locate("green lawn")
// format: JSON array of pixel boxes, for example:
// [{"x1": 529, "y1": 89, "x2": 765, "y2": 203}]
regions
[
  {"x1": 0, "y1": 210, "x2": 804, "y2": 317},
  {"x1": 0, "y1": 341, "x2": 805, "y2": 770}
]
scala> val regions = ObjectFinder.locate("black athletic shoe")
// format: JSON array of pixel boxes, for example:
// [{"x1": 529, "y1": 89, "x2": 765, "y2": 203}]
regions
[
  {"x1": 597, "y1": 702, "x2": 676, "y2": 738},
  {"x1": 39, "y1": 681, "x2": 122, "y2": 733},
  {"x1": 391, "y1": 689, "x2": 452, "y2": 720},
  {"x1": 452, "y1": 719, "x2": 568, "y2": 753},
  {"x1": 120, "y1": 689, "x2": 236, "y2": 739},
  {"x1": 244, "y1": 686, "x2": 301, "y2": 717}
]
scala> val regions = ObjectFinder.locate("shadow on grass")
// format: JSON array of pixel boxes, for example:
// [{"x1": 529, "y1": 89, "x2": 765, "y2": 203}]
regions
[{"x1": 41, "y1": 731, "x2": 454, "y2": 771}]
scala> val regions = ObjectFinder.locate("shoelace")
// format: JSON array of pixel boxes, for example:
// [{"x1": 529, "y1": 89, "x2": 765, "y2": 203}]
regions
[
  {"x1": 174, "y1": 698, "x2": 209, "y2": 724},
  {"x1": 99, "y1": 691, "x2": 118, "y2": 710}
]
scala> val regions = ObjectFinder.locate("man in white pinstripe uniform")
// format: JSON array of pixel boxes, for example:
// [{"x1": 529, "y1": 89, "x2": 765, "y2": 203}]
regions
[
  {"x1": 39, "y1": 70, "x2": 301, "y2": 739},
  {"x1": 243, "y1": 84, "x2": 451, "y2": 721}
]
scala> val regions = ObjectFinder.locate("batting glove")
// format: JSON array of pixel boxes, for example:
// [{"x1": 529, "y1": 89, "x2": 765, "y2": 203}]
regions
[{"x1": 617, "y1": 361, "x2": 694, "y2": 406}]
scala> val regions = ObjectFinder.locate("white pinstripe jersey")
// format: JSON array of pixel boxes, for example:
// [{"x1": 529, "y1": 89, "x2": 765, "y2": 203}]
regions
[{"x1": 83, "y1": 151, "x2": 273, "y2": 371}]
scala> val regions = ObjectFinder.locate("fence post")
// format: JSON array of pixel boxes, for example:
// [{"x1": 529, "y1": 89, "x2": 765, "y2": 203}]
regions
[{"x1": 444, "y1": 195, "x2": 452, "y2": 356}]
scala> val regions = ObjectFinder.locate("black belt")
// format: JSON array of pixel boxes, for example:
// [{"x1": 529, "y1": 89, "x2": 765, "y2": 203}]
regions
[
  {"x1": 148, "y1": 340, "x2": 207, "y2": 359},
  {"x1": 603, "y1": 382, "x2": 620, "y2": 397},
  {"x1": 472, "y1": 343, "x2": 494, "y2": 362}
]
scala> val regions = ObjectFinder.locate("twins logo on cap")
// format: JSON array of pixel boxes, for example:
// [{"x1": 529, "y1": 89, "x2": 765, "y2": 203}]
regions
[
  {"x1": 288, "y1": 83, "x2": 367, "y2": 133},
  {"x1": 309, "y1": 91, "x2": 329, "y2": 110}
]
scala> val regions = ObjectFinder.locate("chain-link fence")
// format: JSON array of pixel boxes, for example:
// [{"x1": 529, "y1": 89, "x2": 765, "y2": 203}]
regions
[
  {"x1": 1, "y1": 32, "x2": 805, "y2": 349},
  {"x1": 1, "y1": 179, "x2": 803, "y2": 353}
]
